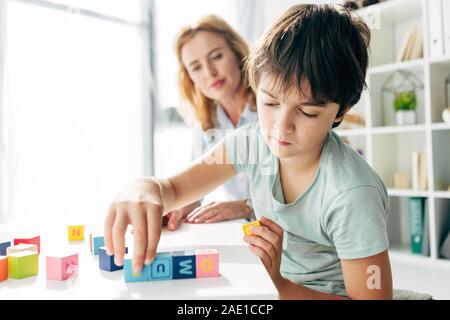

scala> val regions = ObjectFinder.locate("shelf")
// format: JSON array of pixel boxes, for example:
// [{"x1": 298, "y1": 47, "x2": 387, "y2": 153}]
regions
[
  {"x1": 434, "y1": 191, "x2": 450, "y2": 199},
  {"x1": 431, "y1": 123, "x2": 450, "y2": 131},
  {"x1": 334, "y1": 128, "x2": 366, "y2": 137},
  {"x1": 371, "y1": 124, "x2": 426, "y2": 134},
  {"x1": 389, "y1": 244, "x2": 432, "y2": 263},
  {"x1": 372, "y1": 131, "x2": 426, "y2": 189},
  {"x1": 429, "y1": 55, "x2": 450, "y2": 65},
  {"x1": 388, "y1": 189, "x2": 428, "y2": 197},
  {"x1": 368, "y1": 58, "x2": 424, "y2": 76},
  {"x1": 390, "y1": 244, "x2": 450, "y2": 267}
]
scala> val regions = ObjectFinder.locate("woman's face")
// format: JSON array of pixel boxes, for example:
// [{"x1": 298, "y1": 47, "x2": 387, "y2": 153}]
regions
[{"x1": 181, "y1": 31, "x2": 242, "y2": 102}]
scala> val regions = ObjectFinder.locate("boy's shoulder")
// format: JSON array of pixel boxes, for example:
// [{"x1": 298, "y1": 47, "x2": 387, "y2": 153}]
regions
[{"x1": 320, "y1": 130, "x2": 387, "y2": 198}]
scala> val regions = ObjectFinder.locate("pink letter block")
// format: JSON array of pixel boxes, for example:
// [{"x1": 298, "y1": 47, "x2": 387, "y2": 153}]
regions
[
  {"x1": 195, "y1": 249, "x2": 219, "y2": 278},
  {"x1": 46, "y1": 253, "x2": 78, "y2": 281}
]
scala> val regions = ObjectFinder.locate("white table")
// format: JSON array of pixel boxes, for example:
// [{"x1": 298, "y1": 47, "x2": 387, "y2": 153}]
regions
[{"x1": 0, "y1": 219, "x2": 278, "y2": 300}]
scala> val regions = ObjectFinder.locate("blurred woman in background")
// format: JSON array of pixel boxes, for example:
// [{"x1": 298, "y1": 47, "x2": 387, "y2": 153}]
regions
[{"x1": 164, "y1": 15, "x2": 257, "y2": 230}]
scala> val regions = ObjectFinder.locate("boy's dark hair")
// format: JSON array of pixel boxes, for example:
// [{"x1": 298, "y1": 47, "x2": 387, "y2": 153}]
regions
[{"x1": 246, "y1": 4, "x2": 370, "y2": 128}]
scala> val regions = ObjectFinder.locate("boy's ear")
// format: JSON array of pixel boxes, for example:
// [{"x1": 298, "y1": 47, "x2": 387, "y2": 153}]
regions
[{"x1": 334, "y1": 107, "x2": 350, "y2": 123}]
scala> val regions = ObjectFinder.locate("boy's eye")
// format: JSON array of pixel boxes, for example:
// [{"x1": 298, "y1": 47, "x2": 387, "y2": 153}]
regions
[
  {"x1": 262, "y1": 101, "x2": 279, "y2": 107},
  {"x1": 298, "y1": 109, "x2": 318, "y2": 118}
]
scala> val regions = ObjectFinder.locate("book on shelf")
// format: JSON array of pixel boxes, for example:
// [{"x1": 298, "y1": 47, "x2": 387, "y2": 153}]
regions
[
  {"x1": 396, "y1": 24, "x2": 423, "y2": 62},
  {"x1": 422, "y1": 198, "x2": 430, "y2": 257},
  {"x1": 418, "y1": 151, "x2": 427, "y2": 191},
  {"x1": 408, "y1": 197, "x2": 425, "y2": 255},
  {"x1": 440, "y1": 231, "x2": 450, "y2": 259},
  {"x1": 411, "y1": 151, "x2": 427, "y2": 191}
]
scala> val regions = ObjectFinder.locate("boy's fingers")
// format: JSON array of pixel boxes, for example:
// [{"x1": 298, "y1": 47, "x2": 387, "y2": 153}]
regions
[
  {"x1": 259, "y1": 216, "x2": 284, "y2": 237},
  {"x1": 112, "y1": 210, "x2": 128, "y2": 266},
  {"x1": 130, "y1": 205, "x2": 147, "y2": 274},
  {"x1": 249, "y1": 226, "x2": 281, "y2": 250},
  {"x1": 104, "y1": 205, "x2": 116, "y2": 255},
  {"x1": 248, "y1": 244, "x2": 272, "y2": 269},
  {"x1": 244, "y1": 234, "x2": 277, "y2": 259},
  {"x1": 144, "y1": 205, "x2": 163, "y2": 265}
]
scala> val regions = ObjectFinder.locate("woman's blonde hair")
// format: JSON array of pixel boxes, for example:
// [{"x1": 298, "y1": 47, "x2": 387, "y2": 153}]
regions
[{"x1": 174, "y1": 15, "x2": 256, "y2": 131}]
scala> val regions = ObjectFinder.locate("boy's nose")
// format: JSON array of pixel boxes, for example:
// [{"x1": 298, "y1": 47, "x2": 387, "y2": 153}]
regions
[{"x1": 277, "y1": 110, "x2": 295, "y2": 134}]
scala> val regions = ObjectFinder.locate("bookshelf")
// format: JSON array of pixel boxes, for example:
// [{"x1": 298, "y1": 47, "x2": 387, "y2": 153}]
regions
[{"x1": 335, "y1": 0, "x2": 450, "y2": 269}]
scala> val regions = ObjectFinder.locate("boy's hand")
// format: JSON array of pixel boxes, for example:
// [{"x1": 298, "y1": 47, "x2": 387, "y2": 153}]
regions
[
  {"x1": 186, "y1": 200, "x2": 251, "y2": 223},
  {"x1": 243, "y1": 216, "x2": 284, "y2": 287},
  {"x1": 104, "y1": 178, "x2": 164, "y2": 274}
]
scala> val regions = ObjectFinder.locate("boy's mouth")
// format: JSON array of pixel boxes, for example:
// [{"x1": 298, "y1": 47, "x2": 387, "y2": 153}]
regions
[{"x1": 272, "y1": 137, "x2": 292, "y2": 147}]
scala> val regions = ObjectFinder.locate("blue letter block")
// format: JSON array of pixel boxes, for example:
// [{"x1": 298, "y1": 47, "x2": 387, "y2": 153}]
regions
[
  {"x1": 92, "y1": 236, "x2": 105, "y2": 256},
  {"x1": 149, "y1": 252, "x2": 172, "y2": 281},
  {"x1": 124, "y1": 257, "x2": 150, "y2": 282},
  {"x1": 0, "y1": 241, "x2": 11, "y2": 256},
  {"x1": 172, "y1": 250, "x2": 196, "y2": 279},
  {"x1": 99, "y1": 247, "x2": 128, "y2": 272}
]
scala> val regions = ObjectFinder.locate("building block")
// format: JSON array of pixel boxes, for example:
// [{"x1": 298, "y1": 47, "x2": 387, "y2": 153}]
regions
[
  {"x1": 0, "y1": 256, "x2": 7, "y2": 281},
  {"x1": 90, "y1": 233, "x2": 104, "y2": 255},
  {"x1": 99, "y1": 246, "x2": 128, "y2": 272},
  {"x1": 149, "y1": 252, "x2": 173, "y2": 281},
  {"x1": 195, "y1": 249, "x2": 219, "y2": 278},
  {"x1": 0, "y1": 242, "x2": 11, "y2": 256},
  {"x1": 172, "y1": 250, "x2": 196, "y2": 279},
  {"x1": 68, "y1": 225, "x2": 84, "y2": 241},
  {"x1": 242, "y1": 220, "x2": 261, "y2": 236},
  {"x1": 14, "y1": 236, "x2": 41, "y2": 254},
  {"x1": 7, "y1": 244, "x2": 38, "y2": 255},
  {"x1": 46, "y1": 253, "x2": 78, "y2": 281},
  {"x1": 8, "y1": 251, "x2": 39, "y2": 279},
  {"x1": 123, "y1": 256, "x2": 150, "y2": 282}
]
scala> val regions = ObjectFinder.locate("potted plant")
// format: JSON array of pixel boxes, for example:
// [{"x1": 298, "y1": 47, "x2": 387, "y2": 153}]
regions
[{"x1": 394, "y1": 91, "x2": 417, "y2": 125}]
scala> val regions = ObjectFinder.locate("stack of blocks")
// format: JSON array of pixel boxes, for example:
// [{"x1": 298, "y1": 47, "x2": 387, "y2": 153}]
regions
[{"x1": 123, "y1": 249, "x2": 219, "y2": 283}]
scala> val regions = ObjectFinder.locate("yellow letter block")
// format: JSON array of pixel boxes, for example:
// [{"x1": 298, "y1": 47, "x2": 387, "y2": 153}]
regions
[
  {"x1": 242, "y1": 220, "x2": 261, "y2": 236},
  {"x1": 68, "y1": 225, "x2": 85, "y2": 241}
]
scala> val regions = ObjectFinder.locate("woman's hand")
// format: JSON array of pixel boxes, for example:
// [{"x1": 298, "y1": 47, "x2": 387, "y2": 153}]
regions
[
  {"x1": 243, "y1": 216, "x2": 285, "y2": 288},
  {"x1": 104, "y1": 178, "x2": 164, "y2": 274},
  {"x1": 185, "y1": 200, "x2": 251, "y2": 223},
  {"x1": 163, "y1": 201, "x2": 202, "y2": 230}
]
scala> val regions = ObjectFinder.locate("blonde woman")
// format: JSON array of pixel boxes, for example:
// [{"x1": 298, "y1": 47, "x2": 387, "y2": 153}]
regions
[{"x1": 163, "y1": 15, "x2": 258, "y2": 230}]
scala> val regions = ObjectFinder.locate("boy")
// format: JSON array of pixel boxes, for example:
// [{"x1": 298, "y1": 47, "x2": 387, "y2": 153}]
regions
[{"x1": 105, "y1": 4, "x2": 393, "y2": 299}]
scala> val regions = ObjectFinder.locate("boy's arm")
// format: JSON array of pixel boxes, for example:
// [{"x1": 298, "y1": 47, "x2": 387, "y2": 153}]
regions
[
  {"x1": 104, "y1": 141, "x2": 236, "y2": 274},
  {"x1": 278, "y1": 250, "x2": 392, "y2": 300}
]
